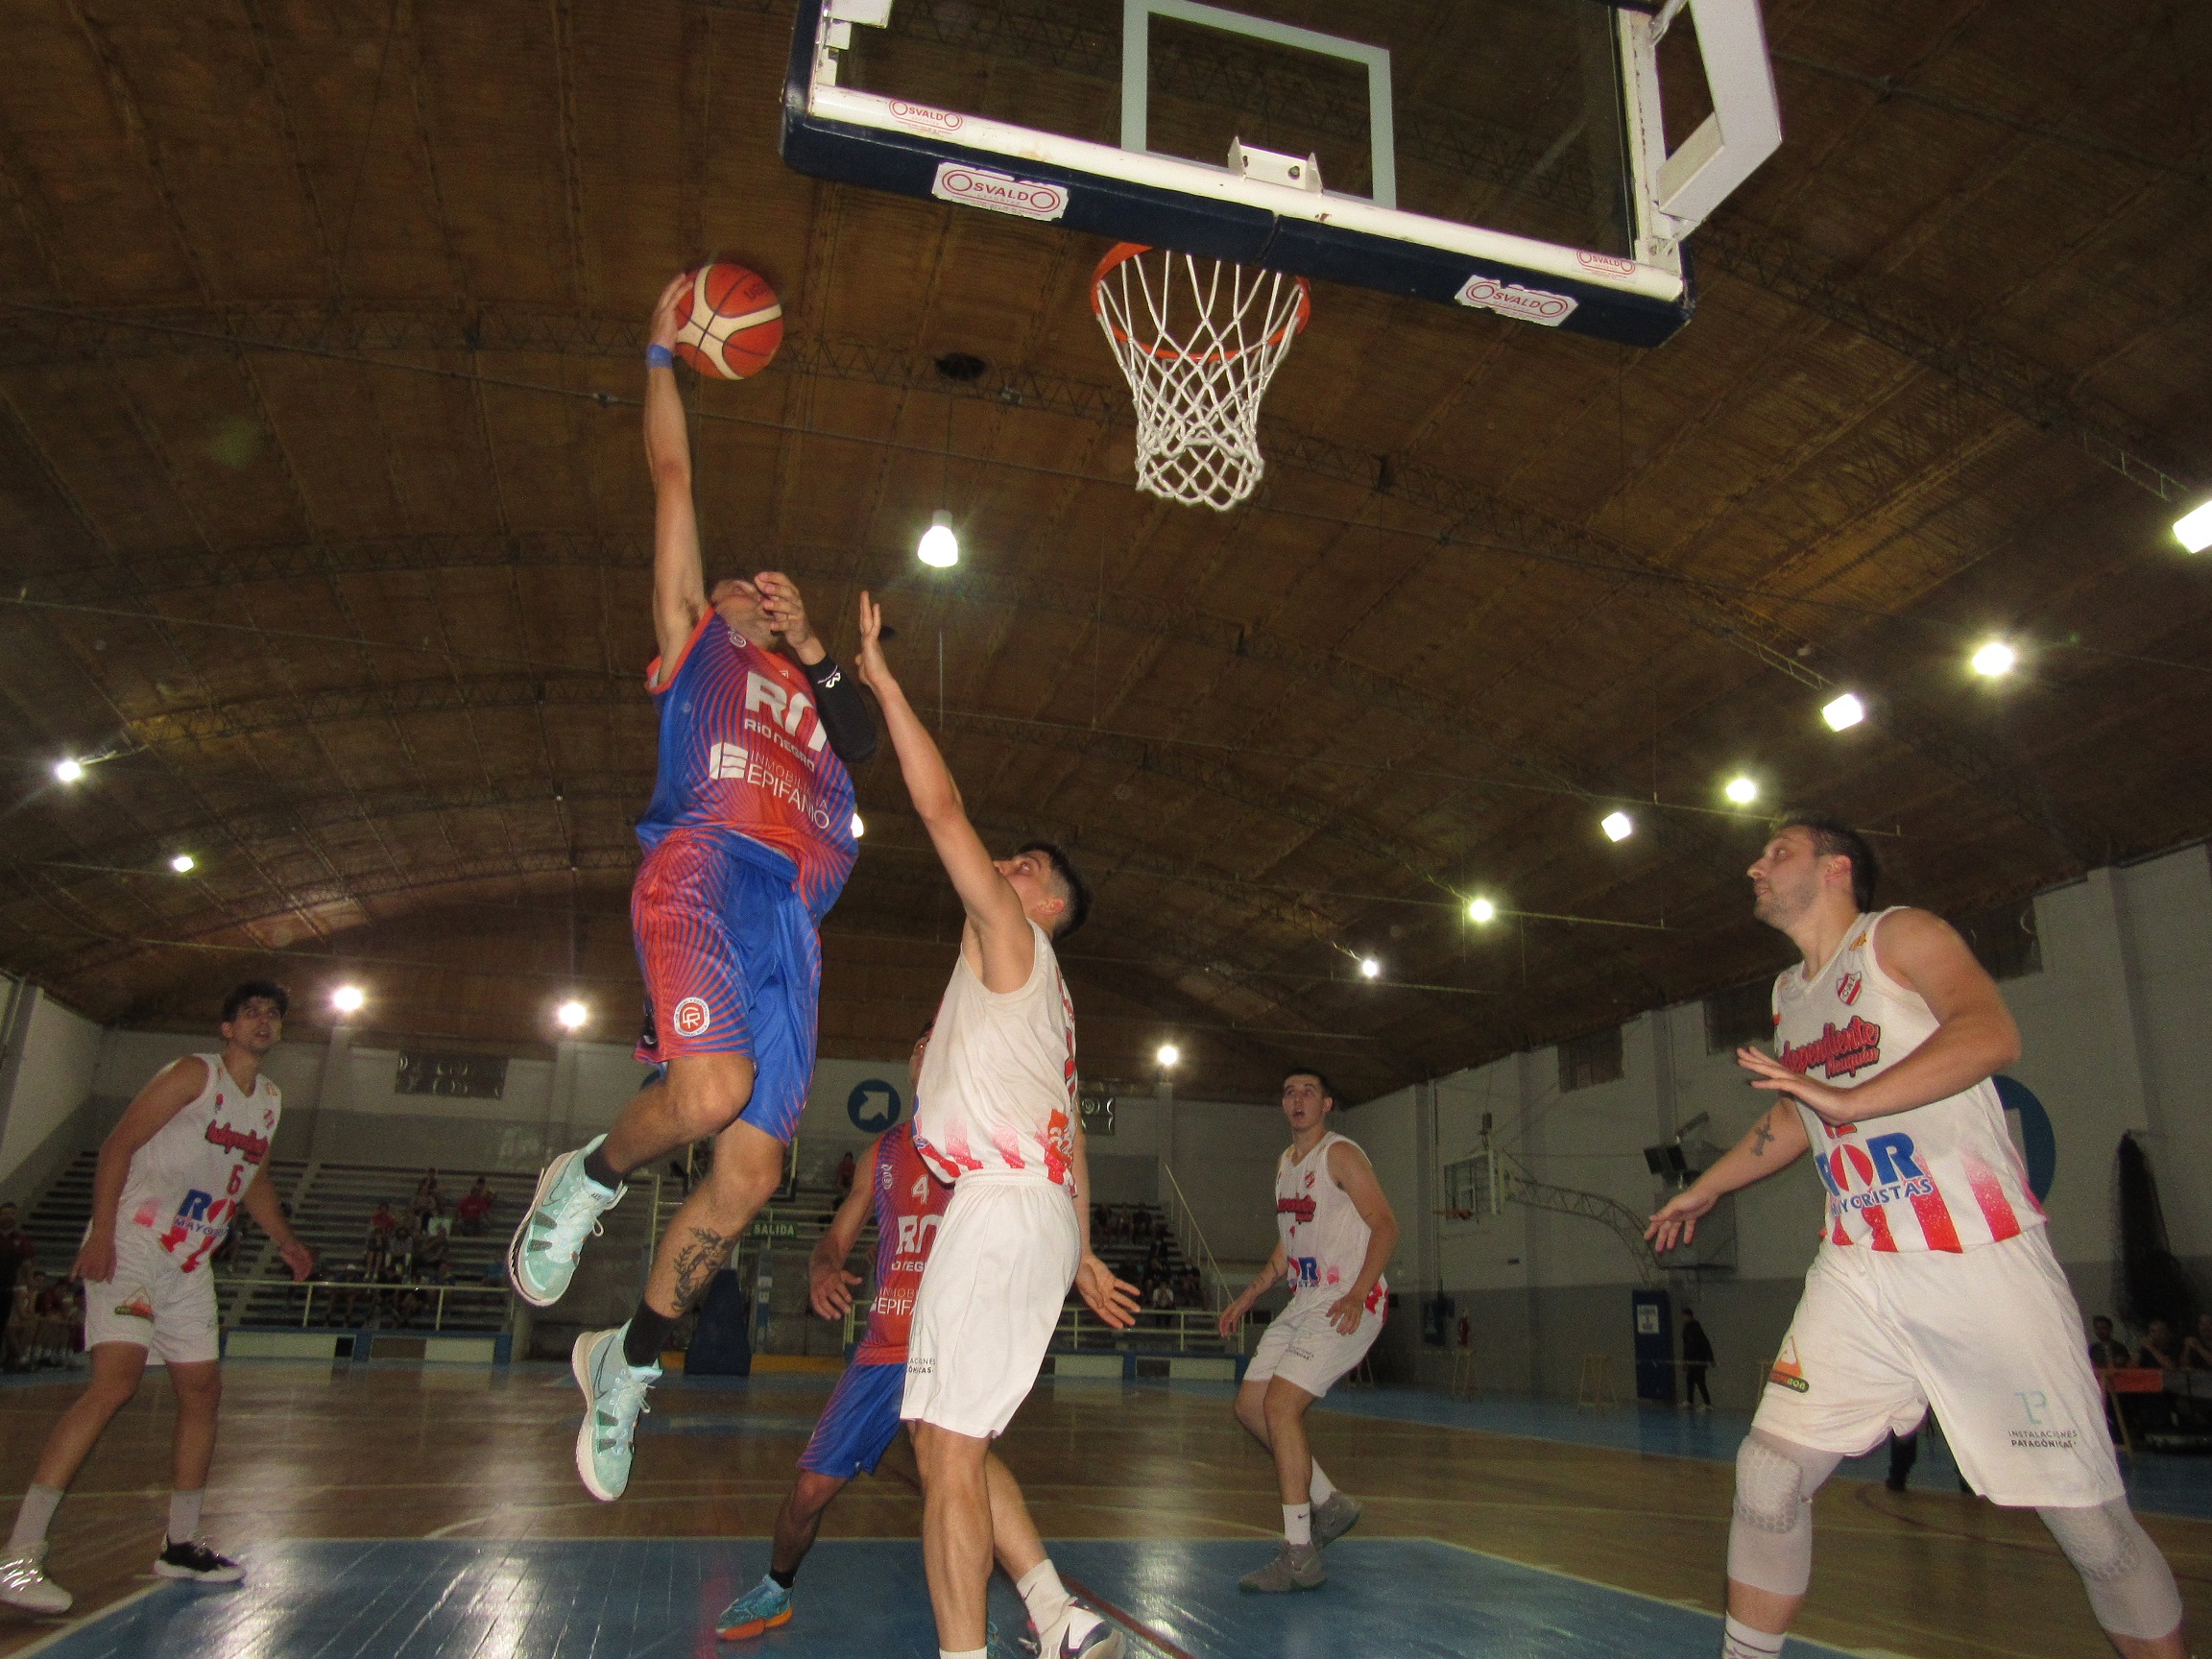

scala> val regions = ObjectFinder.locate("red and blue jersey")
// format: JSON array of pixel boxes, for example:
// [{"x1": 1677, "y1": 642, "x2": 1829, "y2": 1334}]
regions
[
  {"x1": 854, "y1": 1122, "x2": 952, "y2": 1366},
  {"x1": 638, "y1": 613, "x2": 857, "y2": 919}
]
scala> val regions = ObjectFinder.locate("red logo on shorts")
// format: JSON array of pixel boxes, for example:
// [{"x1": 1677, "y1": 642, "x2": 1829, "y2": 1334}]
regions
[{"x1": 672, "y1": 998, "x2": 711, "y2": 1038}]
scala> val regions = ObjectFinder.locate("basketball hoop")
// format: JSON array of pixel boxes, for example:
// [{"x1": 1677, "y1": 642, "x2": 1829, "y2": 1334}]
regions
[{"x1": 1090, "y1": 243, "x2": 1310, "y2": 512}]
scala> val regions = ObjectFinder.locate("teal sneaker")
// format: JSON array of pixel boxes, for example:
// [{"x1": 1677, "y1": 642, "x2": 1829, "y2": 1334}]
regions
[
  {"x1": 714, "y1": 1574, "x2": 793, "y2": 1640},
  {"x1": 572, "y1": 1324, "x2": 659, "y2": 1501},
  {"x1": 508, "y1": 1137, "x2": 623, "y2": 1308}
]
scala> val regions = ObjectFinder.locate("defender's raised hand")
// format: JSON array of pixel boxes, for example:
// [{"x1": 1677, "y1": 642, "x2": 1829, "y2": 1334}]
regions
[
  {"x1": 755, "y1": 571, "x2": 816, "y2": 657},
  {"x1": 855, "y1": 590, "x2": 893, "y2": 690}
]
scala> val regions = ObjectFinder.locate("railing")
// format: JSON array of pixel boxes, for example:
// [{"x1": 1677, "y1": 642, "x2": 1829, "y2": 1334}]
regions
[
  {"x1": 1158, "y1": 1161, "x2": 1235, "y2": 1310},
  {"x1": 245, "y1": 1280, "x2": 518, "y2": 1334},
  {"x1": 1054, "y1": 1304, "x2": 1239, "y2": 1354}
]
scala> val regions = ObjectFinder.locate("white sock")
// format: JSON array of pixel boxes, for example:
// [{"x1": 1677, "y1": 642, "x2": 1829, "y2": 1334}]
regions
[
  {"x1": 8, "y1": 1485, "x2": 61, "y2": 1552},
  {"x1": 168, "y1": 1489, "x2": 204, "y2": 1544},
  {"x1": 1721, "y1": 1614, "x2": 1787, "y2": 1658},
  {"x1": 1308, "y1": 1461, "x2": 1336, "y2": 1504},
  {"x1": 940, "y1": 1650, "x2": 988, "y2": 1659},
  {"x1": 1283, "y1": 1502, "x2": 1312, "y2": 1547},
  {"x1": 1016, "y1": 1558, "x2": 1072, "y2": 1633}
]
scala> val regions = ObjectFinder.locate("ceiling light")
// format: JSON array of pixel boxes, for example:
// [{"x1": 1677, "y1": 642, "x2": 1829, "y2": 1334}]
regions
[
  {"x1": 1156, "y1": 1043, "x2": 1179, "y2": 1068},
  {"x1": 52, "y1": 758, "x2": 84, "y2": 783},
  {"x1": 851, "y1": 813, "x2": 865, "y2": 838},
  {"x1": 556, "y1": 999, "x2": 589, "y2": 1031},
  {"x1": 1467, "y1": 897, "x2": 1497, "y2": 924},
  {"x1": 1600, "y1": 810, "x2": 1633, "y2": 842},
  {"x1": 917, "y1": 510, "x2": 959, "y2": 568},
  {"x1": 331, "y1": 984, "x2": 366, "y2": 1015},
  {"x1": 2174, "y1": 500, "x2": 2212, "y2": 554},
  {"x1": 1822, "y1": 693, "x2": 1864, "y2": 732},
  {"x1": 1358, "y1": 955, "x2": 1382, "y2": 978},
  {"x1": 1970, "y1": 640, "x2": 2015, "y2": 678},
  {"x1": 1723, "y1": 777, "x2": 1758, "y2": 805},
  {"x1": 169, "y1": 853, "x2": 196, "y2": 874}
]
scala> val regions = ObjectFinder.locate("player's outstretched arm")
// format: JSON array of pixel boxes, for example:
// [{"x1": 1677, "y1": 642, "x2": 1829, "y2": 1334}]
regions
[
  {"x1": 242, "y1": 1167, "x2": 315, "y2": 1282},
  {"x1": 808, "y1": 1139, "x2": 878, "y2": 1319},
  {"x1": 1743, "y1": 908, "x2": 2021, "y2": 1126},
  {"x1": 1324, "y1": 1142, "x2": 1399, "y2": 1335},
  {"x1": 74, "y1": 1057, "x2": 211, "y2": 1284},
  {"x1": 1645, "y1": 1100, "x2": 1809, "y2": 1254},
  {"x1": 853, "y1": 592, "x2": 1033, "y2": 990},
  {"x1": 757, "y1": 572, "x2": 878, "y2": 764},
  {"x1": 645, "y1": 274, "x2": 709, "y2": 681}
]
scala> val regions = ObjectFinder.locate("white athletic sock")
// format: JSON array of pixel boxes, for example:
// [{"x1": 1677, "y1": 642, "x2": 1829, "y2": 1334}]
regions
[
  {"x1": 1308, "y1": 1461, "x2": 1336, "y2": 1504},
  {"x1": 1283, "y1": 1502, "x2": 1312, "y2": 1547},
  {"x1": 1016, "y1": 1558, "x2": 1072, "y2": 1633},
  {"x1": 1720, "y1": 1614, "x2": 1787, "y2": 1658},
  {"x1": 940, "y1": 1649, "x2": 988, "y2": 1659},
  {"x1": 8, "y1": 1485, "x2": 61, "y2": 1553},
  {"x1": 168, "y1": 1489, "x2": 204, "y2": 1544}
]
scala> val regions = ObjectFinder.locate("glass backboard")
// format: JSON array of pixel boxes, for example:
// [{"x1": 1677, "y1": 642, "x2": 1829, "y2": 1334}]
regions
[{"x1": 781, "y1": 0, "x2": 1782, "y2": 347}]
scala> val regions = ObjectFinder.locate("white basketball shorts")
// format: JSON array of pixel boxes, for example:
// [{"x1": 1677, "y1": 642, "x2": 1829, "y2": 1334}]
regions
[
  {"x1": 1244, "y1": 1289, "x2": 1382, "y2": 1400},
  {"x1": 82, "y1": 1222, "x2": 221, "y2": 1367},
  {"x1": 1754, "y1": 1227, "x2": 2123, "y2": 1507},
  {"x1": 902, "y1": 1172, "x2": 1079, "y2": 1439}
]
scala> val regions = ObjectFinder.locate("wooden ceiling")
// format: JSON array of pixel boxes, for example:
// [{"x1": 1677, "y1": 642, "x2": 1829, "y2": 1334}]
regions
[{"x1": 0, "y1": 0, "x2": 2206, "y2": 1101}]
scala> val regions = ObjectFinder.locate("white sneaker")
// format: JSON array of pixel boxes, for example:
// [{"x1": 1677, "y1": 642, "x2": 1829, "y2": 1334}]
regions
[
  {"x1": 1037, "y1": 1601, "x2": 1123, "y2": 1659},
  {"x1": 0, "y1": 1542, "x2": 72, "y2": 1614}
]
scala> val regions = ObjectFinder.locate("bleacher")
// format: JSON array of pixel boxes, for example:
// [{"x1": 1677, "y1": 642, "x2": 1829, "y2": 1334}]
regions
[{"x1": 17, "y1": 1149, "x2": 98, "y2": 1277}]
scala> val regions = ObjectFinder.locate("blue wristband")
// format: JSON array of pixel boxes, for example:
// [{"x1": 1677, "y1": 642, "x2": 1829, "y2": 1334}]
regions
[{"x1": 645, "y1": 344, "x2": 674, "y2": 369}]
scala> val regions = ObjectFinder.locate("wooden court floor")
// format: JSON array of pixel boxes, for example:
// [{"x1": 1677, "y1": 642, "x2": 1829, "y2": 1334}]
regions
[{"x1": 1, "y1": 1361, "x2": 2204, "y2": 1658}]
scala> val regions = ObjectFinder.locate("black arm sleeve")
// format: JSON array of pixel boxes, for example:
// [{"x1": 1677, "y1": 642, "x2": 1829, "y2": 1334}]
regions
[{"x1": 803, "y1": 652, "x2": 878, "y2": 766}]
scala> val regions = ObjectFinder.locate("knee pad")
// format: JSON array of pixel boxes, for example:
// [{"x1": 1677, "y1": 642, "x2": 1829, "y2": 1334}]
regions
[
  {"x1": 2039, "y1": 1501, "x2": 2183, "y2": 1642},
  {"x1": 1726, "y1": 1432, "x2": 1840, "y2": 1598}
]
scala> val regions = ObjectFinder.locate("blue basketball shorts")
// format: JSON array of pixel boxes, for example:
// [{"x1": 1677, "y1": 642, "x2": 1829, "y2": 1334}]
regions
[
  {"x1": 631, "y1": 829, "x2": 820, "y2": 1146},
  {"x1": 799, "y1": 1359, "x2": 907, "y2": 1479}
]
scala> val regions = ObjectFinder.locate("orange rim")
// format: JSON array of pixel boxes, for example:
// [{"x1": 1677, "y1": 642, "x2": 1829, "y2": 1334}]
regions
[{"x1": 1090, "y1": 242, "x2": 1310, "y2": 362}]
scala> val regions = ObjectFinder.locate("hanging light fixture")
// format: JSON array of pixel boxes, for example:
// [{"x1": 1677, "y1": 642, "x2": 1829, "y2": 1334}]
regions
[{"x1": 917, "y1": 510, "x2": 959, "y2": 567}]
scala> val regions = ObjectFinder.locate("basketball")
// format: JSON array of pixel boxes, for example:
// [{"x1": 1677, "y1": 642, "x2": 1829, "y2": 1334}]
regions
[{"x1": 672, "y1": 261, "x2": 783, "y2": 380}]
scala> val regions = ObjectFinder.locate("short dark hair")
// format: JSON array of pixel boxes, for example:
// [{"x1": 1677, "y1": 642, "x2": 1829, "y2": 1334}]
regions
[
  {"x1": 1772, "y1": 810, "x2": 1880, "y2": 911},
  {"x1": 1282, "y1": 1067, "x2": 1336, "y2": 1103},
  {"x1": 222, "y1": 979, "x2": 290, "y2": 1022},
  {"x1": 1017, "y1": 841, "x2": 1091, "y2": 939}
]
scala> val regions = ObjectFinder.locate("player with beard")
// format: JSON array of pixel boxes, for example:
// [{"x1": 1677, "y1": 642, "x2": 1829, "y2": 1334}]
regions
[{"x1": 1647, "y1": 812, "x2": 2185, "y2": 1659}]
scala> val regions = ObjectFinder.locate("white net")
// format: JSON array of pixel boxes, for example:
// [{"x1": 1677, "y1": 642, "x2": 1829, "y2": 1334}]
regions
[{"x1": 1091, "y1": 244, "x2": 1310, "y2": 512}]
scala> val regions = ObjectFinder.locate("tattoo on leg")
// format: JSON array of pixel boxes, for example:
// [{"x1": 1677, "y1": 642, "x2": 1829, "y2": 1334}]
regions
[
  {"x1": 669, "y1": 1226, "x2": 736, "y2": 1310},
  {"x1": 1751, "y1": 1120, "x2": 1775, "y2": 1157}
]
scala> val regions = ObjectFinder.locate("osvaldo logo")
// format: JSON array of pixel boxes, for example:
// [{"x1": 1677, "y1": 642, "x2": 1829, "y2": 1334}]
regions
[
  {"x1": 889, "y1": 100, "x2": 963, "y2": 133},
  {"x1": 930, "y1": 163, "x2": 1068, "y2": 223},
  {"x1": 1455, "y1": 275, "x2": 1577, "y2": 326}
]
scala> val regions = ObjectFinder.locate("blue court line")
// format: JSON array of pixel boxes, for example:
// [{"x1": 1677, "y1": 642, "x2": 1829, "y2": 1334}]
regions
[
  {"x1": 7, "y1": 1538, "x2": 1860, "y2": 1659},
  {"x1": 1308, "y1": 1388, "x2": 2212, "y2": 1521}
]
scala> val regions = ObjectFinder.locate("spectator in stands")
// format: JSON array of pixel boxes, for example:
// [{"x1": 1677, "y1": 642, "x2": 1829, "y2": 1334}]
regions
[
  {"x1": 365, "y1": 1201, "x2": 397, "y2": 1277},
  {"x1": 411, "y1": 1170, "x2": 442, "y2": 1221},
  {"x1": 2088, "y1": 1315, "x2": 2129, "y2": 1370},
  {"x1": 0, "y1": 1203, "x2": 33, "y2": 1296},
  {"x1": 1680, "y1": 1307, "x2": 1716, "y2": 1410},
  {"x1": 1147, "y1": 1278, "x2": 1175, "y2": 1312},
  {"x1": 834, "y1": 1148, "x2": 856, "y2": 1197},
  {"x1": 326, "y1": 1261, "x2": 368, "y2": 1328},
  {"x1": 455, "y1": 1177, "x2": 496, "y2": 1237},
  {"x1": 34, "y1": 1276, "x2": 79, "y2": 1367},
  {"x1": 416, "y1": 1225, "x2": 450, "y2": 1283},
  {"x1": 2138, "y1": 1319, "x2": 2183, "y2": 1370},
  {"x1": 5, "y1": 1265, "x2": 41, "y2": 1369},
  {"x1": 2181, "y1": 1314, "x2": 2212, "y2": 1371}
]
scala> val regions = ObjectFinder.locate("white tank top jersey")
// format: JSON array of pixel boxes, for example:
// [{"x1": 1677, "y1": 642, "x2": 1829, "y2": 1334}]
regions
[
  {"x1": 111, "y1": 1053, "x2": 281, "y2": 1274},
  {"x1": 1275, "y1": 1131, "x2": 1385, "y2": 1309},
  {"x1": 912, "y1": 919, "x2": 1078, "y2": 1190},
  {"x1": 1772, "y1": 908, "x2": 2042, "y2": 1253}
]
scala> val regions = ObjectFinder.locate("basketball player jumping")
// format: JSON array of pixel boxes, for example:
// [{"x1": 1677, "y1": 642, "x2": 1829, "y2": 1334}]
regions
[
  {"x1": 507, "y1": 273, "x2": 877, "y2": 1503},
  {"x1": 1216, "y1": 1068, "x2": 1398, "y2": 1592},
  {"x1": 853, "y1": 591, "x2": 1137, "y2": 1659},
  {"x1": 716, "y1": 1022, "x2": 1118, "y2": 1653},
  {"x1": 1647, "y1": 814, "x2": 2186, "y2": 1659},
  {"x1": 1, "y1": 982, "x2": 314, "y2": 1614}
]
